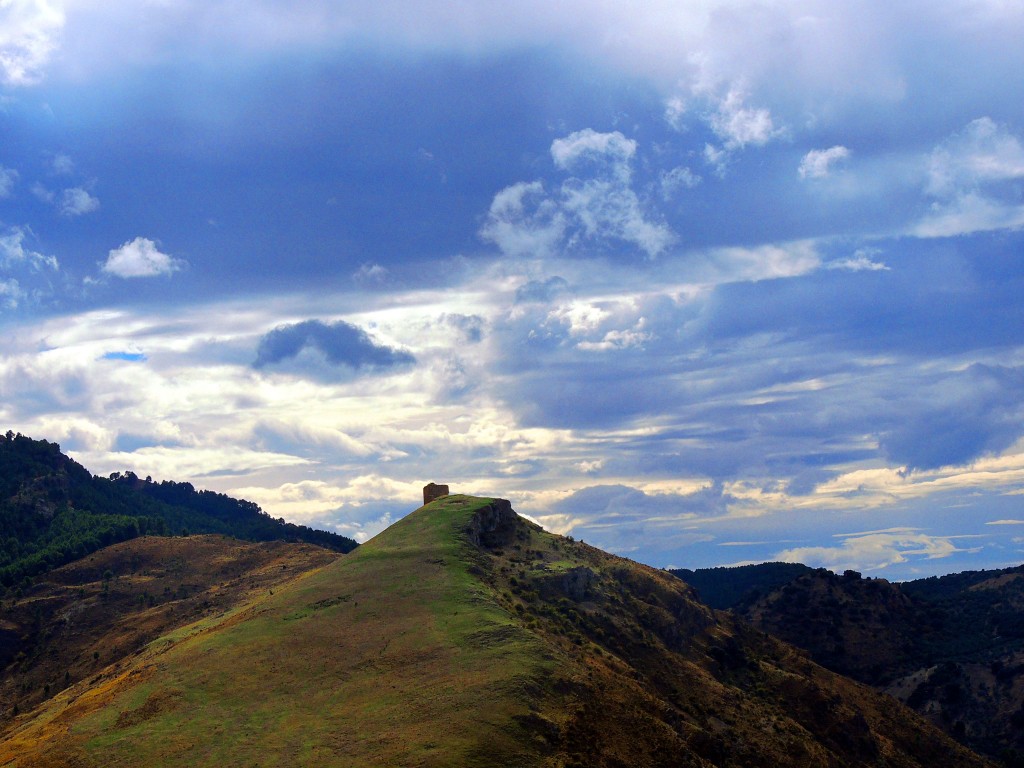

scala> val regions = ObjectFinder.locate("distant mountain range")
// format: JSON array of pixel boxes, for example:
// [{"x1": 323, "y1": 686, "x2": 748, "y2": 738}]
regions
[{"x1": 673, "y1": 562, "x2": 1024, "y2": 766}]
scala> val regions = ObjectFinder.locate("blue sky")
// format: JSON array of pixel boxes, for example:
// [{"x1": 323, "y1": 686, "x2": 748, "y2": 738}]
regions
[{"x1": 2, "y1": 0, "x2": 1024, "y2": 579}]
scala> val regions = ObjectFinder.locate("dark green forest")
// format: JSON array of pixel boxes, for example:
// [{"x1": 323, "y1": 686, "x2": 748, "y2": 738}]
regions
[
  {"x1": 0, "y1": 433, "x2": 357, "y2": 589},
  {"x1": 670, "y1": 561, "x2": 814, "y2": 609}
]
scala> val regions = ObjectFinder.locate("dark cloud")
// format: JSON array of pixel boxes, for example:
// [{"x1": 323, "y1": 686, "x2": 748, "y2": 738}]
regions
[
  {"x1": 253, "y1": 320, "x2": 414, "y2": 373},
  {"x1": 879, "y1": 363, "x2": 1024, "y2": 471}
]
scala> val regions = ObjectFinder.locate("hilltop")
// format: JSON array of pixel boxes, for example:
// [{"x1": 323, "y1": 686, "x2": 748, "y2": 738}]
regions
[
  {"x1": 0, "y1": 495, "x2": 991, "y2": 766},
  {"x1": 0, "y1": 433, "x2": 357, "y2": 589}
]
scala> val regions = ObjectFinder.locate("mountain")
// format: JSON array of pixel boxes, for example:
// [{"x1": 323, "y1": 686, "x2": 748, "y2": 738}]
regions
[
  {"x1": 0, "y1": 433, "x2": 357, "y2": 589},
  {"x1": 0, "y1": 495, "x2": 991, "y2": 766},
  {"x1": 0, "y1": 534, "x2": 340, "y2": 725},
  {"x1": 679, "y1": 564, "x2": 1024, "y2": 765},
  {"x1": 671, "y1": 562, "x2": 815, "y2": 610}
]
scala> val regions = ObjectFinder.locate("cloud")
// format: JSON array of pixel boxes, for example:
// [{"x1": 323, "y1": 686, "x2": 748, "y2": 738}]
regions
[
  {"x1": 482, "y1": 130, "x2": 674, "y2": 259},
  {"x1": 59, "y1": 187, "x2": 100, "y2": 216},
  {"x1": 707, "y1": 87, "x2": 782, "y2": 150},
  {"x1": 353, "y1": 262, "x2": 388, "y2": 284},
  {"x1": 926, "y1": 117, "x2": 1024, "y2": 197},
  {"x1": 916, "y1": 118, "x2": 1024, "y2": 237},
  {"x1": 252, "y1": 319, "x2": 415, "y2": 374},
  {"x1": 826, "y1": 249, "x2": 888, "y2": 271},
  {"x1": 659, "y1": 166, "x2": 701, "y2": 199},
  {"x1": 49, "y1": 153, "x2": 74, "y2": 175},
  {"x1": 878, "y1": 364, "x2": 1024, "y2": 472},
  {"x1": 551, "y1": 129, "x2": 636, "y2": 177},
  {"x1": 515, "y1": 276, "x2": 570, "y2": 304},
  {"x1": 101, "y1": 237, "x2": 182, "y2": 278},
  {"x1": 799, "y1": 146, "x2": 851, "y2": 179},
  {"x1": 480, "y1": 181, "x2": 566, "y2": 259},
  {"x1": 0, "y1": 226, "x2": 58, "y2": 271},
  {"x1": 776, "y1": 528, "x2": 980, "y2": 573},
  {"x1": 0, "y1": 166, "x2": 18, "y2": 198},
  {"x1": 0, "y1": 0, "x2": 64, "y2": 85},
  {"x1": 0, "y1": 278, "x2": 23, "y2": 309}
]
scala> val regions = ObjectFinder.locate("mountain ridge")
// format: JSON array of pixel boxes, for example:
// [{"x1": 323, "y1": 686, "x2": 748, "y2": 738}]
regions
[
  {"x1": 1, "y1": 494, "x2": 993, "y2": 766},
  {"x1": 0, "y1": 433, "x2": 357, "y2": 590},
  {"x1": 674, "y1": 562, "x2": 1024, "y2": 765}
]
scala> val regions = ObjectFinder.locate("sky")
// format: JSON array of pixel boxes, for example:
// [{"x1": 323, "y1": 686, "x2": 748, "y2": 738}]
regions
[{"x1": 2, "y1": 0, "x2": 1024, "y2": 580}]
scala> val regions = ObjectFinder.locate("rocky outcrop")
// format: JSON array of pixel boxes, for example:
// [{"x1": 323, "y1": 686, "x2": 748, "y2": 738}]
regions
[{"x1": 465, "y1": 498, "x2": 518, "y2": 549}]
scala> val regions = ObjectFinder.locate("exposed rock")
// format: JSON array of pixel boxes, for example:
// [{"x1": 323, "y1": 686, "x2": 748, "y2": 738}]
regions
[{"x1": 465, "y1": 498, "x2": 517, "y2": 549}]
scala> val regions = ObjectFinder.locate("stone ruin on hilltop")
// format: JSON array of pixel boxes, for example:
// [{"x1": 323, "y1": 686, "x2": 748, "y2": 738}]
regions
[{"x1": 423, "y1": 482, "x2": 449, "y2": 506}]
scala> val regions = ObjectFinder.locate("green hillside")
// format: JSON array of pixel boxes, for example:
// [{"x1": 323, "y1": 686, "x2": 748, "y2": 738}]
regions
[
  {"x1": 0, "y1": 495, "x2": 990, "y2": 767},
  {"x1": 0, "y1": 433, "x2": 356, "y2": 589}
]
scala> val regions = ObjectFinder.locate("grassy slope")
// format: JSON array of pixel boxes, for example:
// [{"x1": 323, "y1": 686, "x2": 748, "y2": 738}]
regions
[
  {"x1": 0, "y1": 495, "x2": 995, "y2": 768},
  {"x1": 0, "y1": 496, "x2": 556, "y2": 768},
  {"x1": 0, "y1": 535, "x2": 340, "y2": 726}
]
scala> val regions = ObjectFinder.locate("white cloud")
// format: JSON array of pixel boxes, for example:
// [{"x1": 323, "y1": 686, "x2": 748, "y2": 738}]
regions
[
  {"x1": 776, "y1": 528, "x2": 980, "y2": 573},
  {"x1": 59, "y1": 187, "x2": 100, "y2": 216},
  {"x1": 551, "y1": 128, "x2": 637, "y2": 177},
  {"x1": 353, "y1": 262, "x2": 388, "y2": 284},
  {"x1": 927, "y1": 117, "x2": 1024, "y2": 197},
  {"x1": 827, "y1": 248, "x2": 889, "y2": 271},
  {"x1": 30, "y1": 182, "x2": 54, "y2": 203},
  {"x1": 49, "y1": 152, "x2": 74, "y2": 175},
  {"x1": 101, "y1": 237, "x2": 182, "y2": 278},
  {"x1": 799, "y1": 146, "x2": 851, "y2": 179},
  {"x1": 659, "y1": 166, "x2": 701, "y2": 199},
  {"x1": 0, "y1": 226, "x2": 59, "y2": 271},
  {"x1": 0, "y1": 166, "x2": 18, "y2": 198},
  {"x1": 708, "y1": 87, "x2": 782, "y2": 150},
  {"x1": 0, "y1": 0, "x2": 64, "y2": 85},
  {"x1": 0, "y1": 278, "x2": 23, "y2": 309},
  {"x1": 915, "y1": 118, "x2": 1024, "y2": 237},
  {"x1": 483, "y1": 130, "x2": 674, "y2": 259},
  {"x1": 480, "y1": 181, "x2": 567, "y2": 259}
]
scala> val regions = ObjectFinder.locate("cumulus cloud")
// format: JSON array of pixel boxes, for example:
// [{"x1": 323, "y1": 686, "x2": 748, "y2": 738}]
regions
[
  {"x1": 551, "y1": 129, "x2": 637, "y2": 176},
  {"x1": 0, "y1": 0, "x2": 64, "y2": 85},
  {"x1": 101, "y1": 237, "x2": 182, "y2": 278},
  {"x1": 252, "y1": 319, "x2": 415, "y2": 374},
  {"x1": 799, "y1": 146, "x2": 851, "y2": 179},
  {"x1": 482, "y1": 129, "x2": 674, "y2": 259},
  {"x1": 707, "y1": 87, "x2": 782, "y2": 150},
  {"x1": 59, "y1": 187, "x2": 100, "y2": 216}
]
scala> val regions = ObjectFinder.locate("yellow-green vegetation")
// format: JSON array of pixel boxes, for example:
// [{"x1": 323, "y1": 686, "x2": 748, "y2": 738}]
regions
[
  {"x1": 0, "y1": 495, "x2": 995, "y2": 768},
  {"x1": 0, "y1": 495, "x2": 559, "y2": 767}
]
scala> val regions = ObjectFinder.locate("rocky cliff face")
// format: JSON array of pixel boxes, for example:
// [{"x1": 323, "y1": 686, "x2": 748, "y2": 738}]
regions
[{"x1": 464, "y1": 497, "x2": 518, "y2": 548}]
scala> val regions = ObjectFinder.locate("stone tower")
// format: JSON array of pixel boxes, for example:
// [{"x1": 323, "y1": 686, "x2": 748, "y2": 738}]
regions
[{"x1": 423, "y1": 483, "x2": 450, "y2": 506}]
